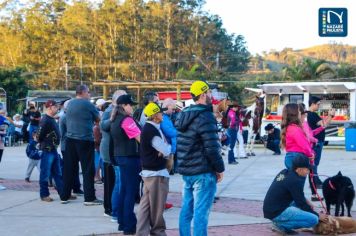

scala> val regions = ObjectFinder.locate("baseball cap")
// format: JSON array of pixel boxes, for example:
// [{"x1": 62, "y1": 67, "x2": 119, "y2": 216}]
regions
[
  {"x1": 292, "y1": 154, "x2": 311, "y2": 170},
  {"x1": 116, "y1": 94, "x2": 138, "y2": 105},
  {"x1": 144, "y1": 102, "x2": 167, "y2": 117},
  {"x1": 264, "y1": 123, "x2": 274, "y2": 131},
  {"x1": 190, "y1": 80, "x2": 210, "y2": 97},
  {"x1": 45, "y1": 100, "x2": 57, "y2": 108}
]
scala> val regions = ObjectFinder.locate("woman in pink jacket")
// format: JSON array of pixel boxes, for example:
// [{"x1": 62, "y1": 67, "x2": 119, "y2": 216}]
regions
[{"x1": 281, "y1": 103, "x2": 314, "y2": 169}]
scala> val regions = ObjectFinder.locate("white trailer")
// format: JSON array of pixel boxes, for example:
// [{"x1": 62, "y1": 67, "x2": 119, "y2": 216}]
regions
[{"x1": 258, "y1": 82, "x2": 356, "y2": 142}]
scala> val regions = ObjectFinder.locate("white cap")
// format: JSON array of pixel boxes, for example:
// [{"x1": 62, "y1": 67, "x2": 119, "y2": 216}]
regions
[{"x1": 95, "y1": 98, "x2": 106, "y2": 107}]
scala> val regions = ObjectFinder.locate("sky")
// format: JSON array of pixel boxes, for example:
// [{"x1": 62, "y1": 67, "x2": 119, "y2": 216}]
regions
[{"x1": 203, "y1": 0, "x2": 356, "y2": 55}]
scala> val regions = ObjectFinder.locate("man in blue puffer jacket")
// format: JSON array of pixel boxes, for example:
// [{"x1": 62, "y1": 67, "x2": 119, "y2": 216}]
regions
[{"x1": 175, "y1": 80, "x2": 225, "y2": 236}]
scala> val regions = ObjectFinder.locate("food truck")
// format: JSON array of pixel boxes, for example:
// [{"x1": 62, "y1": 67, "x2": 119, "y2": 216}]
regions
[{"x1": 258, "y1": 82, "x2": 356, "y2": 142}]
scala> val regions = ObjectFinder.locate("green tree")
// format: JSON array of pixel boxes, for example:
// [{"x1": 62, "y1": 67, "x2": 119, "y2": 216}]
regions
[{"x1": 0, "y1": 67, "x2": 30, "y2": 114}]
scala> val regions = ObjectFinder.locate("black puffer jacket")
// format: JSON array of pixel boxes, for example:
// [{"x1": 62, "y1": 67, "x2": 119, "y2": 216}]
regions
[{"x1": 175, "y1": 104, "x2": 225, "y2": 175}]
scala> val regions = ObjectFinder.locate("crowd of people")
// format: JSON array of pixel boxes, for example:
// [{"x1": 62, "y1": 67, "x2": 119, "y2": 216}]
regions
[{"x1": 0, "y1": 81, "x2": 338, "y2": 235}]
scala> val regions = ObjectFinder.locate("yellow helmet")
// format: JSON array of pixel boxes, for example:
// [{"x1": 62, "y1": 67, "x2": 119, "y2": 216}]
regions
[
  {"x1": 190, "y1": 80, "x2": 209, "y2": 97},
  {"x1": 143, "y1": 102, "x2": 166, "y2": 117}
]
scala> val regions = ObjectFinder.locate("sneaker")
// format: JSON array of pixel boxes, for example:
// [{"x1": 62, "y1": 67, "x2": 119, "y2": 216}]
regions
[
  {"x1": 60, "y1": 200, "x2": 69, "y2": 204},
  {"x1": 69, "y1": 195, "x2": 77, "y2": 200},
  {"x1": 271, "y1": 224, "x2": 288, "y2": 235},
  {"x1": 84, "y1": 199, "x2": 103, "y2": 206},
  {"x1": 0, "y1": 185, "x2": 6, "y2": 191},
  {"x1": 41, "y1": 196, "x2": 53, "y2": 202},
  {"x1": 229, "y1": 161, "x2": 239, "y2": 165},
  {"x1": 111, "y1": 217, "x2": 118, "y2": 223},
  {"x1": 103, "y1": 212, "x2": 112, "y2": 217},
  {"x1": 73, "y1": 189, "x2": 84, "y2": 195},
  {"x1": 25, "y1": 178, "x2": 31, "y2": 183},
  {"x1": 165, "y1": 203, "x2": 173, "y2": 210}
]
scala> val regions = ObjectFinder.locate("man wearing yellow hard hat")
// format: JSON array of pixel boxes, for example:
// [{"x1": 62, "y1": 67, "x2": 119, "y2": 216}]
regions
[
  {"x1": 175, "y1": 80, "x2": 225, "y2": 236},
  {"x1": 136, "y1": 102, "x2": 172, "y2": 235}
]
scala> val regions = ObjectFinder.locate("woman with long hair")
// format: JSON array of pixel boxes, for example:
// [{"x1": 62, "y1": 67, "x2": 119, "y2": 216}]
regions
[
  {"x1": 110, "y1": 94, "x2": 141, "y2": 235},
  {"x1": 281, "y1": 103, "x2": 314, "y2": 169}
]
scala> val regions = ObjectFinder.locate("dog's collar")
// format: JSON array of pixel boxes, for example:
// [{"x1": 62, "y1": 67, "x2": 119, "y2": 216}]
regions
[{"x1": 329, "y1": 180, "x2": 336, "y2": 190}]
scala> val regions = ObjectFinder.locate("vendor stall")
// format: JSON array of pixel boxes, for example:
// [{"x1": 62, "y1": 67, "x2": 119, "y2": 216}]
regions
[{"x1": 258, "y1": 82, "x2": 356, "y2": 142}]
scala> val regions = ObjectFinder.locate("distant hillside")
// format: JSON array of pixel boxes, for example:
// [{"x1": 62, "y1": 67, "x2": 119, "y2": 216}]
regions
[
  {"x1": 263, "y1": 44, "x2": 356, "y2": 66},
  {"x1": 247, "y1": 44, "x2": 356, "y2": 73}
]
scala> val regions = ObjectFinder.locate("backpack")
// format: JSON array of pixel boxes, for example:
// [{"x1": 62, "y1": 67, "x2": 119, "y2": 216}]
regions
[{"x1": 26, "y1": 142, "x2": 42, "y2": 160}]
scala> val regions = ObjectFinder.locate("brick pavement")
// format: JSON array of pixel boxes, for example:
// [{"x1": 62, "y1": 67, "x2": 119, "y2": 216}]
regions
[{"x1": 2, "y1": 178, "x2": 341, "y2": 236}]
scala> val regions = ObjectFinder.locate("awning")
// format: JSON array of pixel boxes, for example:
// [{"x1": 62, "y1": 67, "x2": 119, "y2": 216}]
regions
[
  {"x1": 29, "y1": 97, "x2": 71, "y2": 103},
  {"x1": 157, "y1": 91, "x2": 192, "y2": 100},
  {"x1": 259, "y1": 82, "x2": 356, "y2": 94}
]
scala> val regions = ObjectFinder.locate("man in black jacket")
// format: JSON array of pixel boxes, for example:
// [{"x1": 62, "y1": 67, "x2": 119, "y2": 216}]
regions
[
  {"x1": 36, "y1": 100, "x2": 64, "y2": 202},
  {"x1": 175, "y1": 80, "x2": 225, "y2": 236},
  {"x1": 264, "y1": 123, "x2": 281, "y2": 155},
  {"x1": 263, "y1": 154, "x2": 327, "y2": 234}
]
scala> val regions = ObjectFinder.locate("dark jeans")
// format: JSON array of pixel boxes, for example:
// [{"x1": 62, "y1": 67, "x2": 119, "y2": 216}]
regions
[
  {"x1": 117, "y1": 156, "x2": 141, "y2": 233},
  {"x1": 103, "y1": 162, "x2": 115, "y2": 215},
  {"x1": 313, "y1": 141, "x2": 324, "y2": 175},
  {"x1": 266, "y1": 139, "x2": 281, "y2": 154},
  {"x1": 227, "y1": 128, "x2": 237, "y2": 163},
  {"x1": 39, "y1": 150, "x2": 63, "y2": 198},
  {"x1": 61, "y1": 151, "x2": 81, "y2": 193},
  {"x1": 62, "y1": 138, "x2": 96, "y2": 202}
]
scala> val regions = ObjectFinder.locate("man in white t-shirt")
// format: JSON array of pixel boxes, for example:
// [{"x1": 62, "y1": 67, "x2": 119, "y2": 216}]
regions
[{"x1": 13, "y1": 114, "x2": 24, "y2": 143}]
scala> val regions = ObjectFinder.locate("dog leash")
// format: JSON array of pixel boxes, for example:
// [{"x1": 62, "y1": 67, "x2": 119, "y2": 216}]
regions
[{"x1": 309, "y1": 172, "x2": 328, "y2": 213}]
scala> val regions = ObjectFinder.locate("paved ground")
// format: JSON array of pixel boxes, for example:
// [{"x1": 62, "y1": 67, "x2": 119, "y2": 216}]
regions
[{"x1": 1, "y1": 145, "x2": 356, "y2": 236}]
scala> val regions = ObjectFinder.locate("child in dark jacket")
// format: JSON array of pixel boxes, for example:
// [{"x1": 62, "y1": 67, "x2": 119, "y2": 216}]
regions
[{"x1": 25, "y1": 131, "x2": 42, "y2": 182}]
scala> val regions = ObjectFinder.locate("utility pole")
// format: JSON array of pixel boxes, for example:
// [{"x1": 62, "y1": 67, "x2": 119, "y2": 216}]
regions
[{"x1": 65, "y1": 63, "x2": 68, "y2": 90}]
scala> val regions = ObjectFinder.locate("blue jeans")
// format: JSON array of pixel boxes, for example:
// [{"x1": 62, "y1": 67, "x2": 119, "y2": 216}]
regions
[
  {"x1": 179, "y1": 172, "x2": 217, "y2": 236},
  {"x1": 267, "y1": 139, "x2": 281, "y2": 154},
  {"x1": 284, "y1": 152, "x2": 306, "y2": 170},
  {"x1": 227, "y1": 128, "x2": 237, "y2": 163},
  {"x1": 111, "y1": 164, "x2": 121, "y2": 219},
  {"x1": 272, "y1": 206, "x2": 318, "y2": 231},
  {"x1": 94, "y1": 150, "x2": 104, "y2": 177},
  {"x1": 313, "y1": 141, "x2": 324, "y2": 175},
  {"x1": 117, "y1": 156, "x2": 141, "y2": 232},
  {"x1": 39, "y1": 150, "x2": 63, "y2": 198}
]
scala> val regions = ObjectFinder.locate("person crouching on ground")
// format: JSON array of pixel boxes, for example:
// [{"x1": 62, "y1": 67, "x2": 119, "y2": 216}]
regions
[
  {"x1": 136, "y1": 102, "x2": 172, "y2": 236},
  {"x1": 264, "y1": 123, "x2": 281, "y2": 155},
  {"x1": 263, "y1": 154, "x2": 328, "y2": 235}
]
